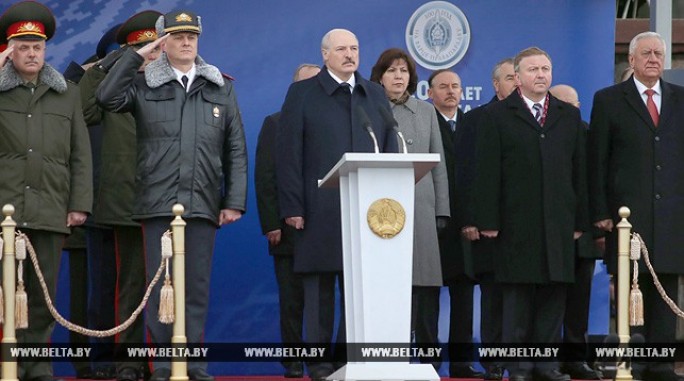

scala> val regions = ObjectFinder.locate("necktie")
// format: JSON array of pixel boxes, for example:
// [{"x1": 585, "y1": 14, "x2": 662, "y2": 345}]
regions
[
  {"x1": 448, "y1": 120, "x2": 456, "y2": 133},
  {"x1": 533, "y1": 103, "x2": 542, "y2": 123},
  {"x1": 645, "y1": 89, "x2": 659, "y2": 126},
  {"x1": 181, "y1": 75, "x2": 189, "y2": 92},
  {"x1": 338, "y1": 83, "x2": 352, "y2": 111}
]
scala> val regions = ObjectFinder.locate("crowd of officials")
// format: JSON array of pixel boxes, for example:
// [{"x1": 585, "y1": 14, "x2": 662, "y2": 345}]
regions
[{"x1": 0, "y1": 1, "x2": 682, "y2": 381}]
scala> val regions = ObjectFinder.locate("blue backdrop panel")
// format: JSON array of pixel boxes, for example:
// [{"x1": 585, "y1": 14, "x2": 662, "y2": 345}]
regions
[{"x1": 0, "y1": 0, "x2": 615, "y2": 376}]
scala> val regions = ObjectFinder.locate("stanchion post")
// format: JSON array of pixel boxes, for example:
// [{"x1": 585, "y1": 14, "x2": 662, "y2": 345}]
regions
[
  {"x1": 170, "y1": 204, "x2": 188, "y2": 381},
  {"x1": 616, "y1": 206, "x2": 633, "y2": 381},
  {"x1": 1, "y1": 204, "x2": 19, "y2": 381}
]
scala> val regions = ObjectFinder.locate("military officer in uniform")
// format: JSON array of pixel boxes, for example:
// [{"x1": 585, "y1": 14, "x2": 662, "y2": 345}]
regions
[
  {"x1": 97, "y1": 10, "x2": 247, "y2": 381},
  {"x1": 80, "y1": 10, "x2": 163, "y2": 381},
  {"x1": 0, "y1": 2, "x2": 92, "y2": 381}
]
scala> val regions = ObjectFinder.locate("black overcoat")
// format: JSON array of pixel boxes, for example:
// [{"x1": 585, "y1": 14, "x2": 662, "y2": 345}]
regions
[
  {"x1": 276, "y1": 68, "x2": 396, "y2": 273},
  {"x1": 473, "y1": 91, "x2": 588, "y2": 283},
  {"x1": 458, "y1": 96, "x2": 497, "y2": 275},
  {"x1": 435, "y1": 107, "x2": 475, "y2": 281},
  {"x1": 589, "y1": 78, "x2": 684, "y2": 274},
  {"x1": 255, "y1": 112, "x2": 296, "y2": 256}
]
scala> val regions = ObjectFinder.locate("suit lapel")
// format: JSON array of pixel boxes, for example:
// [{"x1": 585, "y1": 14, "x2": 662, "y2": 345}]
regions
[
  {"x1": 659, "y1": 80, "x2": 676, "y2": 129},
  {"x1": 543, "y1": 96, "x2": 562, "y2": 132},
  {"x1": 623, "y1": 80, "x2": 657, "y2": 130},
  {"x1": 435, "y1": 107, "x2": 454, "y2": 134},
  {"x1": 450, "y1": 108, "x2": 466, "y2": 147},
  {"x1": 510, "y1": 92, "x2": 542, "y2": 131}
]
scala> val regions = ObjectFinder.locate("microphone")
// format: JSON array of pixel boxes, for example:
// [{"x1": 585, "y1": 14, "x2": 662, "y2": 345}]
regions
[
  {"x1": 597, "y1": 333, "x2": 620, "y2": 379},
  {"x1": 626, "y1": 333, "x2": 645, "y2": 369},
  {"x1": 629, "y1": 333, "x2": 645, "y2": 344},
  {"x1": 379, "y1": 106, "x2": 408, "y2": 153},
  {"x1": 357, "y1": 106, "x2": 379, "y2": 153},
  {"x1": 604, "y1": 333, "x2": 621, "y2": 345}
]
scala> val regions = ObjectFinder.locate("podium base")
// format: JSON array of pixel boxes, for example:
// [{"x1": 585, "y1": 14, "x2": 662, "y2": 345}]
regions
[{"x1": 327, "y1": 362, "x2": 439, "y2": 381}]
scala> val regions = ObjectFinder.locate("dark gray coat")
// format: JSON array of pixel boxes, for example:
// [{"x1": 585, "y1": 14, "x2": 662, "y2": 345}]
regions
[
  {"x1": 589, "y1": 77, "x2": 684, "y2": 274},
  {"x1": 391, "y1": 97, "x2": 449, "y2": 287},
  {"x1": 96, "y1": 50, "x2": 247, "y2": 222},
  {"x1": 474, "y1": 91, "x2": 588, "y2": 284},
  {"x1": 277, "y1": 68, "x2": 397, "y2": 273}
]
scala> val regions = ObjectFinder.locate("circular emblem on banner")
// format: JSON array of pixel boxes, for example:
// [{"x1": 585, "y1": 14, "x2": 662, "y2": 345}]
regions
[
  {"x1": 405, "y1": 1, "x2": 471, "y2": 70},
  {"x1": 367, "y1": 198, "x2": 406, "y2": 239}
]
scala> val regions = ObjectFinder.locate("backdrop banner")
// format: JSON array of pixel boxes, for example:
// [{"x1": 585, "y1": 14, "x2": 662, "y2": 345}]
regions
[{"x1": 0, "y1": 0, "x2": 615, "y2": 376}]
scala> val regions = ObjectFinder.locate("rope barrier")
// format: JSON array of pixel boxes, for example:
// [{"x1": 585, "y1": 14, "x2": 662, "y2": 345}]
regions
[
  {"x1": 632, "y1": 232, "x2": 684, "y2": 319},
  {"x1": 17, "y1": 230, "x2": 166, "y2": 337}
]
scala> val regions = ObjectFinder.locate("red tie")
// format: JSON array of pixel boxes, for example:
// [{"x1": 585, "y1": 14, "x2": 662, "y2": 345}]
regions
[{"x1": 645, "y1": 89, "x2": 659, "y2": 127}]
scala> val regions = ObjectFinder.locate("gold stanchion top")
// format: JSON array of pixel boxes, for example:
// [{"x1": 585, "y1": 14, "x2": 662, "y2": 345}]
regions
[
  {"x1": 3, "y1": 203, "x2": 15, "y2": 216},
  {"x1": 172, "y1": 204, "x2": 184, "y2": 216},
  {"x1": 2, "y1": 203, "x2": 16, "y2": 228},
  {"x1": 619, "y1": 206, "x2": 631, "y2": 218}
]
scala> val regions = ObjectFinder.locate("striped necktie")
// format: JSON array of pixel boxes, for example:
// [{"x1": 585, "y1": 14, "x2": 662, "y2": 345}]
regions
[{"x1": 533, "y1": 103, "x2": 542, "y2": 123}]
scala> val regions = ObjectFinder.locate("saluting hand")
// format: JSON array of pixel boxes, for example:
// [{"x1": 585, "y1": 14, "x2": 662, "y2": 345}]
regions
[
  {"x1": 0, "y1": 45, "x2": 14, "y2": 70},
  {"x1": 136, "y1": 34, "x2": 168, "y2": 58}
]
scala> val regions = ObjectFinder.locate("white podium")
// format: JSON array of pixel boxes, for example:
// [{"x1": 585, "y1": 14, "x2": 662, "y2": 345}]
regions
[{"x1": 318, "y1": 153, "x2": 441, "y2": 381}]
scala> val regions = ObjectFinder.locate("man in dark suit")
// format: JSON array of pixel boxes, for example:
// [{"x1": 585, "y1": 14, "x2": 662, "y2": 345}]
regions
[
  {"x1": 474, "y1": 47, "x2": 588, "y2": 381},
  {"x1": 549, "y1": 84, "x2": 603, "y2": 381},
  {"x1": 276, "y1": 28, "x2": 396, "y2": 380},
  {"x1": 458, "y1": 57, "x2": 517, "y2": 381},
  {"x1": 427, "y1": 69, "x2": 482, "y2": 379},
  {"x1": 255, "y1": 63, "x2": 320, "y2": 379},
  {"x1": 589, "y1": 31, "x2": 684, "y2": 381}
]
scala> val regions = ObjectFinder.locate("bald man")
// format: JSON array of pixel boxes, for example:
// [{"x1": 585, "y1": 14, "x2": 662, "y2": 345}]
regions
[
  {"x1": 550, "y1": 85, "x2": 580, "y2": 108},
  {"x1": 276, "y1": 29, "x2": 397, "y2": 380}
]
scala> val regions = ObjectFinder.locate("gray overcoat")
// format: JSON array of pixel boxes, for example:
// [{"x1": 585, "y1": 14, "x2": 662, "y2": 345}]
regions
[{"x1": 391, "y1": 97, "x2": 450, "y2": 286}]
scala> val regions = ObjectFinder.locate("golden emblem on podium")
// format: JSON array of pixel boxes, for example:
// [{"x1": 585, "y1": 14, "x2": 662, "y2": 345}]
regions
[{"x1": 367, "y1": 198, "x2": 405, "y2": 239}]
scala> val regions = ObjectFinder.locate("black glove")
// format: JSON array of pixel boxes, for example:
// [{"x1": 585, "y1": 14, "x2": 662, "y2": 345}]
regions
[
  {"x1": 97, "y1": 46, "x2": 128, "y2": 73},
  {"x1": 436, "y1": 216, "x2": 450, "y2": 236}
]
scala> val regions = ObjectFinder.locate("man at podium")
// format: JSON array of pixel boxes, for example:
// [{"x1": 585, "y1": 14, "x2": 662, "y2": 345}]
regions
[{"x1": 276, "y1": 28, "x2": 397, "y2": 380}]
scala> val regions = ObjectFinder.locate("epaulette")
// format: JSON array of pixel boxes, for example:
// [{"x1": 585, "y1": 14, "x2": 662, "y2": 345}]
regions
[{"x1": 222, "y1": 72, "x2": 235, "y2": 81}]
